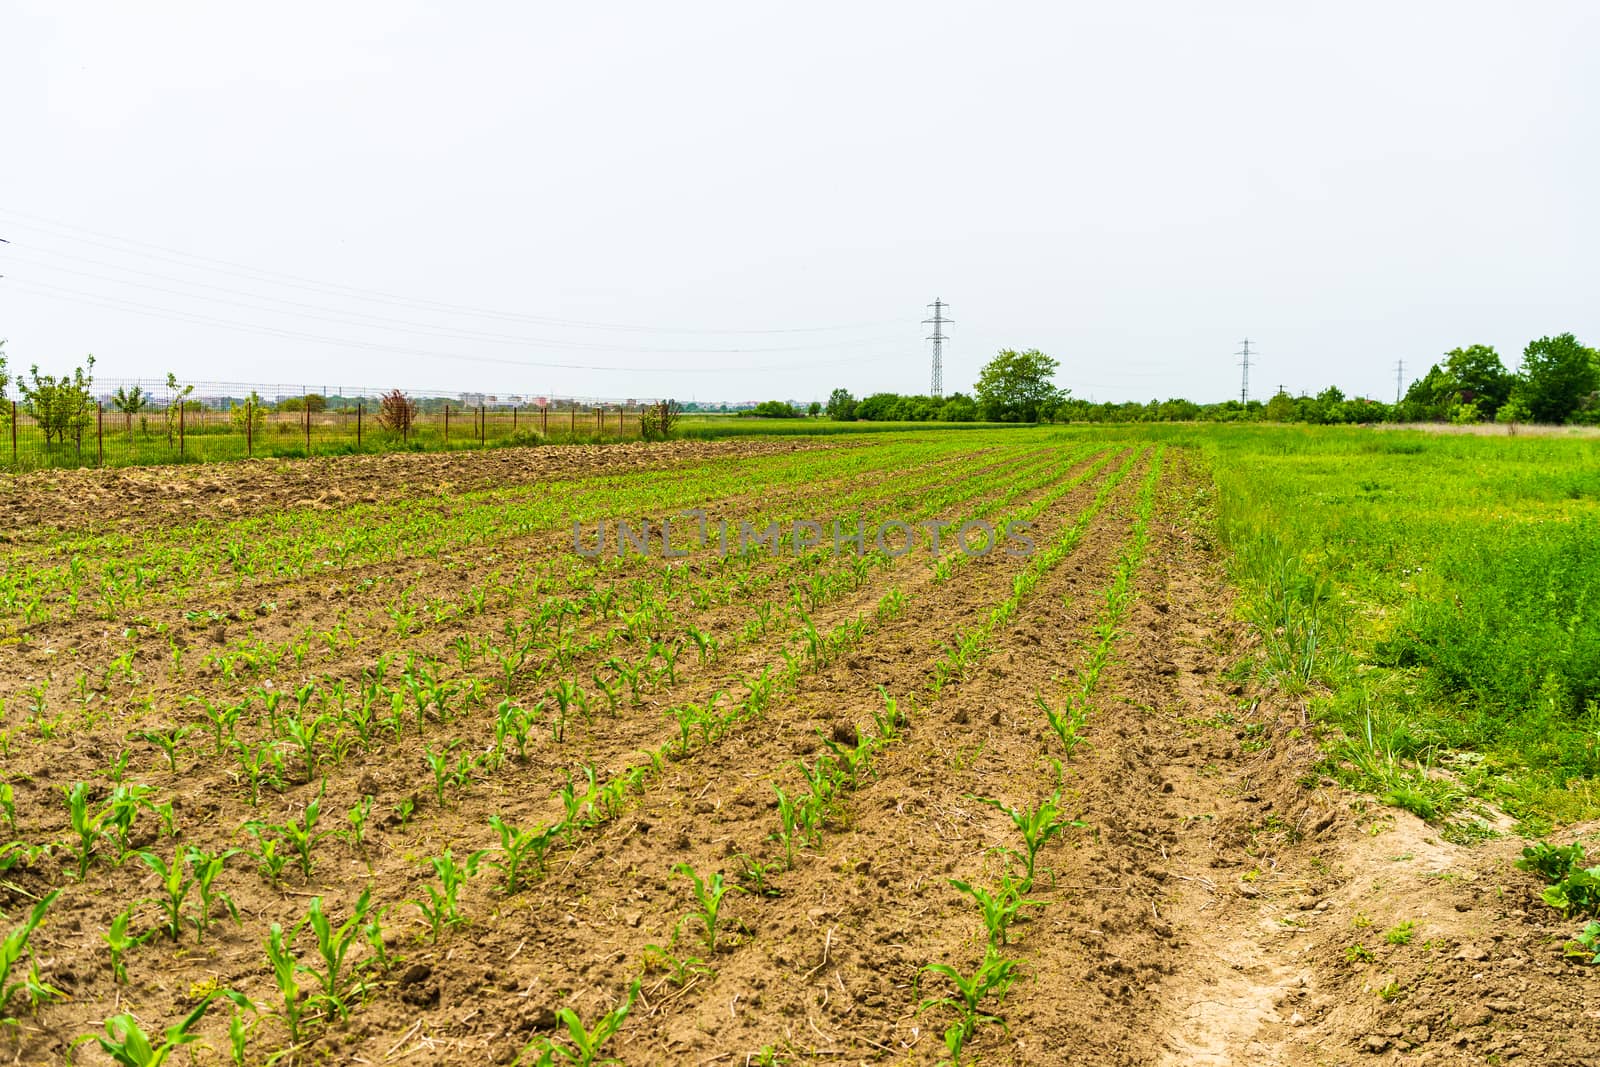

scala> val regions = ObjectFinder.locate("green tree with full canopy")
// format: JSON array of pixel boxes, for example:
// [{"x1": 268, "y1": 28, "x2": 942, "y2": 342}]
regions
[
  {"x1": 974, "y1": 349, "x2": 1068, "y2": 422},
  {"x1": 1442, "y1": 344, "x2": 1513, "y2": 419},
  {"x1": 1517, "y1": 333, "x2": 1598, "y2": 424}
]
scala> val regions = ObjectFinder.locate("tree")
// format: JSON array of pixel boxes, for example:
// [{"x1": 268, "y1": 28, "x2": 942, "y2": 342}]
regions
[
  {"x1": 277, "y1": 394, "x2": 326, "y2": 413},
  {"x1": 229, "y1": 391, "x2": 267, "y2": 434},
  {"x1": 1442, "y1": 345, "x2": 1512, "y2": 419},
  {"x1": 19, "y1": 355, "x2": 97, "y2": 448},
  {"x1": 750, "y1": 400, "x2": 799, "y2": 418},
  {"x1": 825, "y1": 388, "x2": 856, "y2": 421},
  {"x1": 1518, "y1": 333, "x2": 1599, "y2": 424},
  {"x1": 164, "y1": 372, "x2": 195, "y2": 444},
  {"x1": 853, "y1": 393, "x2": 900, "y2": 421},
  {"x1": 974, "y1": 349, "x2": 1067, "y2": 422},
  {"x1": 807, "y1": 401, "x2": 822, "y2": 418},
  {"x1": 937, "y1": 393, "x2": 978, "y2": 422},
  {"x1": 111, "y1": 384, "x2": 150, "y2": 437},
  {"x1": 1264, "y1": 389, "x2": 1295, "y2": 422}
]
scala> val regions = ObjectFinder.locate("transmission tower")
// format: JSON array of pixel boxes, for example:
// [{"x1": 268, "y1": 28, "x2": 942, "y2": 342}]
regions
[
  {"x1": 924, "y1": 299, "x2": 952, "y2": 398},
  {"x1": 1236, "y1": 338, "x2": 1255, "y2": 404},
  {"x1": 1395, "y1": 359, "x2": 1405, "y2": 405}
]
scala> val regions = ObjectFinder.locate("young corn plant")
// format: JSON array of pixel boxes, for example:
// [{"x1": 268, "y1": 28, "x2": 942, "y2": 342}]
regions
[
  {"x1": 642, "y1": 935, "x2": 713, "y2": 988},
  {"x1": 672, "y1": 863, "x2": 745, "y2": 954},
  {"x1": 128, "y1": 725, "x2": 194, "y2": 773},
  {"x1": 65, "y1": 782, "x2": 107, "y2": 880},
  {"x1": 414, "y1": 848, "x2": 486, "y2": 943},
  {"x1": 264, "y1": 923, "x2": 306, "y2": 1044},
  {"x1": 772, "y1": 786, "x2": 801, "y2": 870},
  {"x1": 298, "y1": 889, "x2": 374, "y2": 1021},
  {"x1": 1036, "y1": 693, "x2": 1089, "y2": 761},
  {"x1": 519, "y1": 980, "x2": 639, "y2": 1067},
  {"x1": 139, "y1": 847, "x2": 195, "y2": 942},
  {"x1": 103, "y1": 905, "x2": 152, "y2": 985},
  {"x1": 970, "y1": 790, "x2": 1081, "y2": 889},
  {"x1": 232, "y1": 739, "x2": 286, "y2": 806},
  {"x1": 949, "y1": 875, "x2": 1045, "y2": 947},
  {"x1": 340, "y1": 795, "x2": 375, "y2": 851},
  {"x1": 188, "y1": 847, "x2": 241, "y2": 942},
  {"x1": 918, "y1": 945, "x2": 1021, "y2": 1067},
  {"x1": 0, "y1": 890, "x2": 60, "y2": 1025},
  {"x1": 488, "y1": 815, "x2": 560, "y2": 894},
  {"x1": 84, "y1": 989, "x2": 253, "y2": 1067}
]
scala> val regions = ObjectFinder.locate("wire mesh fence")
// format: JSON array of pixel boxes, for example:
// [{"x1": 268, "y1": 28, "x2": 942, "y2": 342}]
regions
[{"x1": 0, "y1": 378, "x2": 673, "y2": 472}]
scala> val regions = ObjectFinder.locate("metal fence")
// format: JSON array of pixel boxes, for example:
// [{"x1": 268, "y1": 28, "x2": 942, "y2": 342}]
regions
[{"x1": 0, "y1": 378, "x2": 673, "y2": 472}]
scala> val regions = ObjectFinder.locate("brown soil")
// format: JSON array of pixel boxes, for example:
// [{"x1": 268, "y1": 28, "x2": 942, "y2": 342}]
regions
[
  {"x1": 0, "y1": 439, "x2": 1578, "y2": 1065},
  {"x1": 0, "y1": 437, "x2": 841, "y2": 539}
]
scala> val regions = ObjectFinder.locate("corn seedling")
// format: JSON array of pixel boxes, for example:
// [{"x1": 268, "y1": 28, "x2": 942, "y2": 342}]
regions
[
  {"x1": 970, "y1": 790, "x2": 1081, "y2": 889},
  {"x1": 138, "y1": 846, "x2": 195, "y2": 942},
  {"x1": 673, "y1": 862, "x2": 745, "y2": 953},
  {"x1": 188, "y1": 847, "x2": 241, "y2": 942},
  {"x1": 232, "y1": 739, "x2": 286, "y2": 806},
  {"x1": 128, "y1": 725, "x2": 194, "y2": 773},
  {"x1": 772, "y1": 786, "x2": 801, "y2": 870},
  {"x1": 264, "y1": 922, "x2": 306, "y2": 1043},
  {"x1": 340, "y1": 795, "x2": 375, "y2": 850},
  {"x1": 488, "y1": 815, "x2": 560, "y2": 894},
  {"x1": 298, "y1": 888, "x2": 374, "y2": 1020},
  {"x1": 1036, "y1": 693, "x2": 1089, "y2": 760},
  {"x1": 414, "y1": 848, "x2": 486, "y2": 943},
  {"x1": 104, "y1": 905, "x2": 152, "y2": 984},
  {"x1": 65, "y1": 781, "x2": 107, "y2": 880},
  {"x1": 83, "y1": 989, "x2": 253, "y2": 1067},
  {"x1": 642, "y1": 938, "x2": 713, "y2": 987},
  {"x1": 918, "y1": 945, "x2": 1021, "y2": 1066},
  {"x1": 0, "y1": 890, "x2": 60, "y2": 1024},
  {"x1": 949, "y1": 875, "x2": 1045, "y2": 947},
  {"x1": 519, "y1": 979, "x2": 639, "y2": 1067},
  {"x1": 736, "y1": 853, "x2": 783, "y2": 897}
]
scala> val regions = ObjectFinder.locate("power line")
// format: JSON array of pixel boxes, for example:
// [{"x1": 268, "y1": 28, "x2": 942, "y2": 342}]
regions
[
  {"x1": 0, "y1": 209, "x2": 900, "y2": 336},
  {"x1": 923, "y1": 298, "x2": 951, "y2": 398},
  {"x1": 0, "y1": 253, "x2": 905, "y2": 356},
  {"x1": 4, "y1": 278, "x2": 915, "y2": 374},
  {"x1": 1236, "y1": 337, "x2": 1255, "y2": 404}
]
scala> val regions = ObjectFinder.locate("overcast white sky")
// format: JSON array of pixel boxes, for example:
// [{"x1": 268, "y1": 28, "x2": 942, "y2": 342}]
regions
[{"x1": 2, "y1": 2, "x2": 1595, "y2": 404}]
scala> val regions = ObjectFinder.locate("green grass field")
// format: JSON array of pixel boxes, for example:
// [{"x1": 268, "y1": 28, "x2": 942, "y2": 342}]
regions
[{"x1": 1123, "y1": 424, "x2": 1600, "y2": 834}]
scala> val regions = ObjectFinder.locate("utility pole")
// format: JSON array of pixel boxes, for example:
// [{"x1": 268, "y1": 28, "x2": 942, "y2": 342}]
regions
[
  {"x1": 1395, "y1": 359, "x2": 1405, "y2": 406},
  {"x1": 1236, "y1": 338, "x2": 1255, "y2": 404},
  {"x1": 924, "y1": 299, "x2": 951, "y2": 399}
]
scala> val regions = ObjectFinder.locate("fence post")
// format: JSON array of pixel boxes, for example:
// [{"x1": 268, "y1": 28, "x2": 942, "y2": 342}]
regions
[
  {"x1": 180, "y1": 400, "x2": 186, "y2": 459},
  {"x1": 479, "y1": 404, "x2": 485, "y2": 446},
  {"x1": 97, "y1": 402, "x2": 104, "y2": 467},
  {"x1": 9, "y1": 402, "x2": 15, "y2": 467},
  {"x1": 512, "y1": 405, "x2": 518, "y2": 435},
  {"x1": 444, "y1": 404, "x2": 450, "y2": 445},
  {"x1": 304, "y1": 402, "x2": 311, "y2": 456},
  {"x1": 542, "y1": 405, "x2": 547, "y2": 434},
  {"x1": 357, "y1": 402, "x2": 363, "y2": 449},
  {"x1": 246, "y1": 400, "x2": 253, "y2": 458}
]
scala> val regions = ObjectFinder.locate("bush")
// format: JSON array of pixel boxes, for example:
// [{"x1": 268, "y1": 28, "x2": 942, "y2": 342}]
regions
[
  {"x1": 746, "y1": 400, "x2": 800, "y2": 418},
  {"x1": 376, "y1": 390, "x2": 419, "y2": 436},
  {"x1": 639, "y1": 400, "x2": 681, "y2": 441}
]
